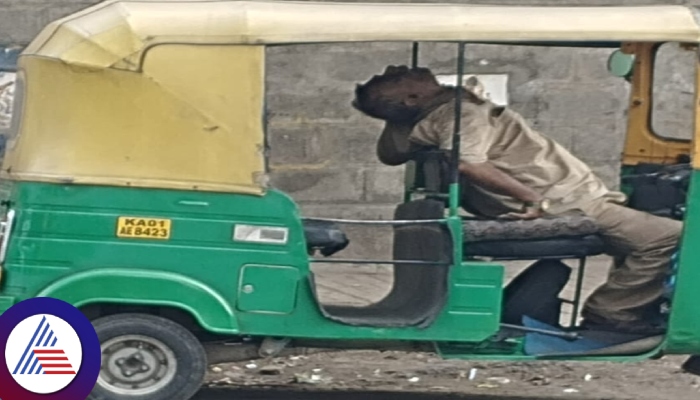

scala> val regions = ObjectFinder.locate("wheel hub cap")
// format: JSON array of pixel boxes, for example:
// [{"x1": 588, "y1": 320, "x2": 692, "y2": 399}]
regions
[{"x1": 98, "y1": 335, "x2": 178, "y2": 396}]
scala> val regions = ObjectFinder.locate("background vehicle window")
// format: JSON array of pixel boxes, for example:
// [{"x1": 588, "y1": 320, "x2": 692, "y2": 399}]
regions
[
  {"x1": 0, "y1": 71, "x2": 24, "y2": 159},
  {"x1": 0, "y1": 72, "x2": 14, "y2": 134},
  {"x1": 651, "y1": 43, "x2": 696, "y2": 140}
]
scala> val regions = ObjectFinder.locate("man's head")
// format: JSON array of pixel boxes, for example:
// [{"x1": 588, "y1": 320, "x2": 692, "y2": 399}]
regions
[{"x1": 353, "y1": 65, "x2": 446, "y2": 123}]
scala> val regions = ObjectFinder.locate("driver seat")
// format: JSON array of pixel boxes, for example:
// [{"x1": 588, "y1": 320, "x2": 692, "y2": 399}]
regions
[
  {"x1": 408, "y1": 149, "x2": 605, "y2": 260},
  {"x1": 408, "y1": 149, "x2": 606, "y2": 327}
]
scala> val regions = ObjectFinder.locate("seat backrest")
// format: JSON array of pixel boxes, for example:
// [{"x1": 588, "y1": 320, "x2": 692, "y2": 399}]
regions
[
  {"x1": 407, "y1": 148, "x2": 451, "y2": 202},
  {"x1": 386, "y1": 198, "x2": 453, "y2": 328}
]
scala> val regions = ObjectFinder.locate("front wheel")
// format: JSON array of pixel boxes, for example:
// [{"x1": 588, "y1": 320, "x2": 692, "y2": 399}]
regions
[{"x1": 88, "y1": 313, "x2": 207, "y2": 400}]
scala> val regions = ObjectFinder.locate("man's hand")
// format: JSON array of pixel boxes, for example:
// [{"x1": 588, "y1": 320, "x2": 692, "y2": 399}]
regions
[
  {"x1": 458, "y1": 161, "x2": 544, "y2": 205},
  {"x1": 376, "y1": 122, "x2": 417, "y2": 166},
  {"x1": 498, "y1": 207, "x2": 545, "y2": 221},
  {"x1": 457, "y1": 161, "x2": 549, "y2": 220}
]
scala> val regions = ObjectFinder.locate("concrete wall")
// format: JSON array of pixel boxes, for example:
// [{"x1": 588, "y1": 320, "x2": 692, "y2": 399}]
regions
[{"x1": 1, "y1": 0, "x2": 698, "y2": 258}]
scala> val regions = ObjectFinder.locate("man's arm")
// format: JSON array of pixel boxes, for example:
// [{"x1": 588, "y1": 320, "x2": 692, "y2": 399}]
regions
[
  {"x1": 376, "y1": 122, "x2": 416, "y2": 166},
  {"x1": 458, "y1": 161, "x2": 541, "y2": 202},
  {"x1": 459, "y1": 161, "x2": 545, "y2": 219}
]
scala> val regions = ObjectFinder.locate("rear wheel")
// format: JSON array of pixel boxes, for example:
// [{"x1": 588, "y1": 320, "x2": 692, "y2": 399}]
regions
[{"x1": 88, "y1": 313, "x2": 207, "y2": 400}]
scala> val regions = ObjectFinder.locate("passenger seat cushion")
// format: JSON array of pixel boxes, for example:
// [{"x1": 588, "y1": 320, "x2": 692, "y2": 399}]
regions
[
  {"x1": 463, "y1": 212, "x2": 600, "y2": 243},
  {"x1": 465, "y1": 235, "x2": 605, "y2": 259}
]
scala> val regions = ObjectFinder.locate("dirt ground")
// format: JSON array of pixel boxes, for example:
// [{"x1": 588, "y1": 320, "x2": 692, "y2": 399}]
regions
[{"x1": 202, "y1": 350, "x2": 700, "y2": 399}]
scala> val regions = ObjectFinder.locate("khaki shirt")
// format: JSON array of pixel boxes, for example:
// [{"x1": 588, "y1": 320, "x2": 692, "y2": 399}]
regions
[{"x1": 405, "y1": 97, "x2": 627, "y2": 217}]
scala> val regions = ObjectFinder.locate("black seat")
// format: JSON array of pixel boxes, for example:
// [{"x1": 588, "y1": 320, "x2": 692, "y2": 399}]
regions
[
  {"x1": 463, "y1": 213, "x2": 605, "y2": 259},
  {"x1": 467, "y1": 235, "x2": 604, "y2": 259},
  {"x1": 301, "y1": 214, "x2": 605, "y2": 260},
  {"x1": 309, "y1": 199, "x2": 452, "y2": 328}
]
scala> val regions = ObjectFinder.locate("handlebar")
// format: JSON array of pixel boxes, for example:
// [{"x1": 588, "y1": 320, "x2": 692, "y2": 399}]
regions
[
  {"x1": 619, "y1": 163, "x2": 690, "y2": 221},
  {"x1": 621, "y1": 164, "x2": 691, "y2": 188}
]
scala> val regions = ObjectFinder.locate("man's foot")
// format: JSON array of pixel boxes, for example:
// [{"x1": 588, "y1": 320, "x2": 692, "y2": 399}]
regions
[
  {"x1": 682, "y1": 356, "x2": 700, "y2": 375},
  {"x1": 579, "y1": 318, "x2": 667, "y2": 336}
]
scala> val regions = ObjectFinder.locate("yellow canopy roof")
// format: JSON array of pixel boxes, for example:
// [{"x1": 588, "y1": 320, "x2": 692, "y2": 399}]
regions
[{"x1": 23, "y1": 0, "x2": 700, "y2": 70}]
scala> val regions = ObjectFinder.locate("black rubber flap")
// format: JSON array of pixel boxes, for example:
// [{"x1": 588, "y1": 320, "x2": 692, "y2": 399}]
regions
[{"x1": 311, "y1": 199, "x2": 452, "y2": 329}]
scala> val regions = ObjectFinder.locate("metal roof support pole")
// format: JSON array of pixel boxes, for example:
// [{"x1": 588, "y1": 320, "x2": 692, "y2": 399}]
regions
[
  {"x1": 449, "y1": 42, "x2": 465, "y2": 217},
  {"x1": 411, "y1": 42, "x2": 419, "y2": 68},
  {"x1": 403, "y1": 42, "x2": 421, "y2": 203}
]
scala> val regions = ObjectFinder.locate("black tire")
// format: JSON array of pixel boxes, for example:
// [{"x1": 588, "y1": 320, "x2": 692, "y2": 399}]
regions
[{"x1": 87, "y1": 313, "x2": 207, "y2": 400}]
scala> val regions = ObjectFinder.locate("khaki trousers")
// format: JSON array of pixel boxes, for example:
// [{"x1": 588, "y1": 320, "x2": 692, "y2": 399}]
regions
[{"x1": 578, "y1": 198, "x2": 683, "y2": 323}]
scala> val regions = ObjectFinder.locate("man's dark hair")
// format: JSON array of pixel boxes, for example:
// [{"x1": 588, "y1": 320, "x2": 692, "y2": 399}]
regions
[{"x1": 353, "y1": 75, "x2": 420, "y2": 123}]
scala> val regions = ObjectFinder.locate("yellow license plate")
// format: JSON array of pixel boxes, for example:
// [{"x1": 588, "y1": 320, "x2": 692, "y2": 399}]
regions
[{"x1": 116, "y1": 217, "x2": 172, "y2": 240}]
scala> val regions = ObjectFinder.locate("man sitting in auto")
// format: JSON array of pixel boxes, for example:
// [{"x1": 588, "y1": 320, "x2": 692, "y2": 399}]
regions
[{"x1": 352, "y1": 65, "x2": 682, "y2": 335}]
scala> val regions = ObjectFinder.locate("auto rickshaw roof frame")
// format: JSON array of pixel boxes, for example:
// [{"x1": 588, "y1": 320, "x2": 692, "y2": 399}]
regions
[{"x1": 20, "y1": 0, "x2": 700, "y2": 72}]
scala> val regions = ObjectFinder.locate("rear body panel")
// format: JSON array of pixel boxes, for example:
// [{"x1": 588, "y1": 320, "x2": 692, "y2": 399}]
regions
[
  {"x1": 0, "y1": 182, "x2": 504, "y2": 343},
  {"x1": 666, "y1": 171, "x2": 700, "y2": 354}
]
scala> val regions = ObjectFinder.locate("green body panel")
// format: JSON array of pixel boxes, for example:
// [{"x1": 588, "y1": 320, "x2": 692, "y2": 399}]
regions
[
  {"x1": 36, "y1": 269, "x2": 238, "y2": 334},
  {"x1": 234, "y1": 262, "x2": 503, "y2": 342},
  {"x1": 665, "y1": 171, "x2": 700, "y2": 354},
  {"x1": 0, "y1": 181, "x2": 311, "y2": 332},
  {"x1": 2, "y1": 172, "x2": 697, "y2": 359},
  {"x1": 1, "y1": 173, "x2": 696, "y2": 359},
  {"x1": 0, "y1": 182, "x2": 504, "y2": 343},
  {"x1": 237, "y1": 265, "x2": 300, "y2": 314}
]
